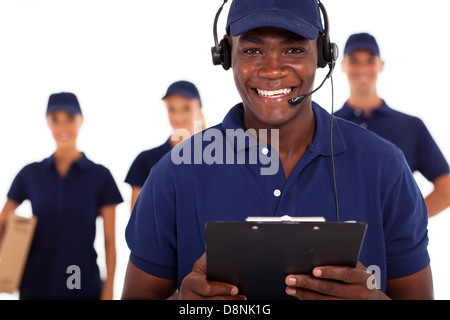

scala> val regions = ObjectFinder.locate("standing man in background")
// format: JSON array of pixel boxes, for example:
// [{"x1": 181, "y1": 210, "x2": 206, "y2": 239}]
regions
[{"x1": 335, "y1": 32, "x2": 450, "y2": 217}]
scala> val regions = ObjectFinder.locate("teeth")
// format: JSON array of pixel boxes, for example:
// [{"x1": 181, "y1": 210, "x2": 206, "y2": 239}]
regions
[{"x1": 257, "y1": 88, "x2": 292, "y2": 98}]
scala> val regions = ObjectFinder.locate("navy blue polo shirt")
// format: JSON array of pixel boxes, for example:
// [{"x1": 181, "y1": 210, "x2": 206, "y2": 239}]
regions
[
  {"x1": 7, "y1": 153, "x2": 123, "y2": 299},
  {"x1": 125, "y1": 139, "x2": 172, "y2": 188},
  {"x1": 126, "y1": 102, "x2": 430, "y2": 293},
  {"x1": 335, "y1": 100, "x2": 449, "y2": 181}
]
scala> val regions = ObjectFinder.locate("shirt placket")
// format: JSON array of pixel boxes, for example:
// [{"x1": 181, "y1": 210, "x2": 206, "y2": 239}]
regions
[
  {"x1": 257, "y1": 144, "x2": 286, "y2": 216},
  {"x1": 271, "y1": 146, "x2": 321, "y2": 217}
]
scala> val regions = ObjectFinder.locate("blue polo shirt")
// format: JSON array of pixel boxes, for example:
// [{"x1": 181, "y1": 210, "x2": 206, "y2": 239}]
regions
[
  {"x1": 125, "y1": 139, "x2": 172, "y2": 188},
  {"x1": 335, "y1": 100, "x2": 449, "y2": 181},
  {"x1": 126, "y1": 102, "x2": 430, "y2": 294},
  {"x1": 7, "y1": 153, "x2": 123, "y2": 299}
]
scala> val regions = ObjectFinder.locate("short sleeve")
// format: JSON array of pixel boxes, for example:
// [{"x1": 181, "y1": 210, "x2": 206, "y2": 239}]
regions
[
  {"x1": 382, "y1": 157, "x2": 430, "y2": 279},
  {"x1": 125, "y1": 152, "x2": 149, "y2": 188},
  {"x1": 7, "y1": 166, "x2": 29, "y2": 205},
  {"x1": 415, "y1": 119, "x2": 449, "y2": 181},
  {"x1": 125, "y1": 166, "x2": 177, "y2": 280},
  {"x1": 98, "y1": 168, "x2": 124, "y2": 207}
]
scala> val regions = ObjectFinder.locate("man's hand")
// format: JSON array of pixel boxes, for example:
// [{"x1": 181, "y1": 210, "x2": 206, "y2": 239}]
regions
[
  {"x1": 285, "y1": 262, "x2": 390, "y2": 300},
  {"x1": 179, "y1": 253, "x2": 246, "y2": 300}
]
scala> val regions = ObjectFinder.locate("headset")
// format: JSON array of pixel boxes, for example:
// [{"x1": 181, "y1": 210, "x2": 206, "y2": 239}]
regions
[
  {"x1": 211, "y1": 0, "x2": 338, "y2": 72},
  {"x1": 210, "y1": 0, "x2": 341, "y2": 222}
]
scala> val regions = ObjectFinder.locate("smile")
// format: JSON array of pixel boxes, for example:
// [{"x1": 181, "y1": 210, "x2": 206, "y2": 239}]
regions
[
  {"x1": 57, "y1": 133, "x2": 71, "y2": 141},
  {"x1": 256, "y1": 88, "x2": 292, "y2": 98}
]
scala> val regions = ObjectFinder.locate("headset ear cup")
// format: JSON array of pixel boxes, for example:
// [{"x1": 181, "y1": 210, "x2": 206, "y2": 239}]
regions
[
  {"x1": 316, "y1": 34, "x2": 328, "y2": 68},
  {"x1": 220, "y1": 38, "x2": 232, "y2": 70}
]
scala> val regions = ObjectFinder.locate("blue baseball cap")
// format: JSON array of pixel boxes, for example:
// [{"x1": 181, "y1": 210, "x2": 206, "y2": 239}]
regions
[
  {"x1": 162, "y1": 80, "x2": 201, "y2": 102},
  {"x1": 344, "y1": 33, "x2": 380, "y2": 55},
  {"x1": 46, "y1": 92, "x2": 82, "y2": 115},
  {"x1": 226, "y1": 0, "x2": 324, "y2": 39}
]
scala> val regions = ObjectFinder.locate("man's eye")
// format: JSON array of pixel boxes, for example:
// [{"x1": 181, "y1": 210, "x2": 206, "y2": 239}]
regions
[
  {"x1": 244, "y1": 48, "x2": 262, "y2": 55},
  {"x1": 287, "y1": 48, "x2": 304, "y2": 54}
]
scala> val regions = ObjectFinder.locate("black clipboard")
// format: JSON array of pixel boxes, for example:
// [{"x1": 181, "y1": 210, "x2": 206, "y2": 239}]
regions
[{"x1": 206, "y1": 219, "x2": 367, "y2": 300}]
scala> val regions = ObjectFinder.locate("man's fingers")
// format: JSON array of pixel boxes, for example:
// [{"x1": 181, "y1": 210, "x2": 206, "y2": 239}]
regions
[
  {"x1": 192, "y1": 252, "x2": 207, "y2": 274},
  {"x1": 180, "y1": 253, "x2": 242, "y2": 300},
  {"x1": 311, "y1": 265, "x2": 370, "y2": 285},
  {"x1": 196, "y1": 278, "x2": 239, "y2": 297},
  {"x1": 285, "y1": 263, "x2": 377, "y2": 300},
  {"x1": 182, "y1": 269, "x2": 239, "y2": 296},
  {"x1": 285, "y1": 286, "x2": 343, "y2": 300},
  {"x1": 285, "y1": 274, "x2": 369, "y2": 299}
]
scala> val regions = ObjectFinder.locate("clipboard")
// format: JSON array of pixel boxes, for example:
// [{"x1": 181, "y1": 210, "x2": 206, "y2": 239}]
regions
[{"x1": 206, "y1": 218, "x2": 367, "y2": 300}]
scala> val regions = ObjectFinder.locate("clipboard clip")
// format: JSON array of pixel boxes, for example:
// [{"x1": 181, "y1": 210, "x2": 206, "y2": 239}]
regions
[{"x1": 245, "y1": 215, "x2": 326, "y2": 222}]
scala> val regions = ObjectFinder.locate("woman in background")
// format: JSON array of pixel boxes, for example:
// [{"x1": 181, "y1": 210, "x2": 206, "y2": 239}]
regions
[
  {"x1": 125, "y1": 80, "x2": 205, "y2": 211},
  {"x1": 0, "y1": 92, "x2": 123, "y2": 300}
]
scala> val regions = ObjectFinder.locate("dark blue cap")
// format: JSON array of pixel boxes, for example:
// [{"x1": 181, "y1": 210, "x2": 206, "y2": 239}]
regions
[
  {"x1": 226, "y1": 0, "x2": 324, "y2": 39},
  {"x1": 46, "y1": 92, "x2": 82, "y2": 115},
  {"x1": 344, "y1": 33, "x2": 380, "y2": 55},
  {"x1": 162, "y1": 80, "x2": 201, "y2": 102}
]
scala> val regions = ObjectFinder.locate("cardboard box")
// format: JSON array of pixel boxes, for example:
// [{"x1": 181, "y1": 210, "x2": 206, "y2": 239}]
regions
[{"x1": 0, "y1": 214, "x2": 37, "y2": 294}]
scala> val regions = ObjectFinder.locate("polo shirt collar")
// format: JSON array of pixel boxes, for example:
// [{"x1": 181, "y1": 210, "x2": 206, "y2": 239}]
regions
[
  {"x1": 310, "y1": 102, "x2": 346, "y2": 156},
  {"x1": 43, "y1": 152, "x2": 90, "y2": 171},
  {"x1": 222, "y1": 104, "x2": 258, "y2": 152},
  {"x1": 373, "y1": 100, "x2": 392, "y2": 115},
  {"x1": 221, "y1": 102, "x2": 346, "y2": 156},
  {"x1": 163, "y1": 137, "x2": 173, "y2": 151},
  {"x1": 341, "y1": 99, "x2": 392, "y2": 117}
]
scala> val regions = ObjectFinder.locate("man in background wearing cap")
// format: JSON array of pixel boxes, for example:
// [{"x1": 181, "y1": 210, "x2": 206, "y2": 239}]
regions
[
  {"x1": 122, "y1": 1, "x2": 433, "y2": 300},
  {"x1": 335, "y1": 33, "x2": 450, "y2": 217}
]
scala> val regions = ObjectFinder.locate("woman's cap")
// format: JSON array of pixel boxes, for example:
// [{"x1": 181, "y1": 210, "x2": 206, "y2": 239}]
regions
[
  {"x1": 46, "y1": 92, "x2": 82, "y2": 115},
  {"x1": 162, "y1": 81, "x2": 201, "y2": 102}
]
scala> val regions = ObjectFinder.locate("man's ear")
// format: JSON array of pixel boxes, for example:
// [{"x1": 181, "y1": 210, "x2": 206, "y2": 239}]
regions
[
  {"x1": 225, "y1": 34, "x2": 231, "y2": 46},
  {"x1": 378, "y1": 59, "x2": 385, "y2": 73},
  {"x1": 46, "y1": 115, "x2": 52, "y2": 129},
  {"x1": 341, "y1": 57, "x2": 348, "y2": 73},
  {"x1": 76, "y1": 114, "x2": 84, "y2": 129},
  {"x1": 220, "y1": 34, "x2": 232, "y2": 70}
]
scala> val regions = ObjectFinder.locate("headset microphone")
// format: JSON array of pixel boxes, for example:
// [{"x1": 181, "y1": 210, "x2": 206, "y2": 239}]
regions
[
  {"x1": 288, "y1": 0, "x2": 338, "y2": 106},
  {"x1": 288, "y1": 63, "x2": 335, "y2": 106}
]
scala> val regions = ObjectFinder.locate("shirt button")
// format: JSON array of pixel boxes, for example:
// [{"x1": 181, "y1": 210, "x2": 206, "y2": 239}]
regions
[
  {"x1": 261, "y1": 147, "x2": 269, "y2": 155},
  {"x1": 354, "y1": 109, "x2": 362, "y2": 117},
  {"x1": 273, "y1": 189, "x2": 281, "y2": 197},
  {"x1": 360, "y1": 122, "x2": 368, "y2": 129}
]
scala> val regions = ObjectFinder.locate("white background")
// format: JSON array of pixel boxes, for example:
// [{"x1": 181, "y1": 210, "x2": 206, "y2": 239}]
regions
[{"x1": 1, "y1": 0, "x2": 449, "y2": 300}]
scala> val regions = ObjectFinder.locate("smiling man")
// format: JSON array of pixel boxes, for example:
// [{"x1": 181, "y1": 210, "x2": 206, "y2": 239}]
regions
[
  {"x1": 122, "y1": 0, "x2": 433, "y2": 300},
  {"x1": 335, "y1": 33, "x2": 450, "y2": 218}
]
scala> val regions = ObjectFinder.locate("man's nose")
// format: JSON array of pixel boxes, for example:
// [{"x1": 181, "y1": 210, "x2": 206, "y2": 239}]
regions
[{"x1": 257, "y1": 54, "x2": 289, "y2": 80}]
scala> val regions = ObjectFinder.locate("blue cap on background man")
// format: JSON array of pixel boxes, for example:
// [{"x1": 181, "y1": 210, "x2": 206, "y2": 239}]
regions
[
  {"x1": 226, "y1": 0, "x2": 324, "y2": 39},
  {"x1": 162, "y1": 80, "x2": 201, "y2": 103},
  {"x1": 46, "y1": 92, "x2": 82, "y2": 115},
  {"x1": 344, "y1": 33, "x2": 380, "y2": 55}
]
